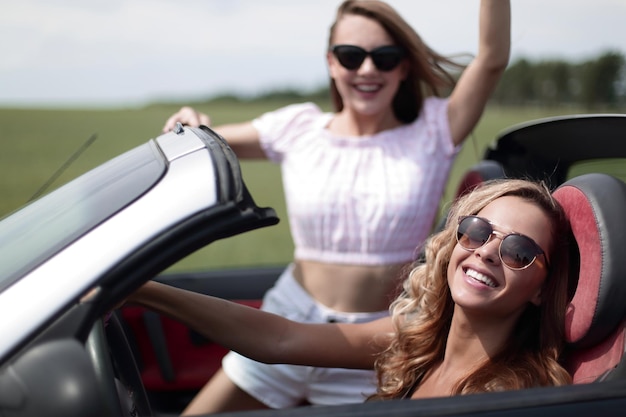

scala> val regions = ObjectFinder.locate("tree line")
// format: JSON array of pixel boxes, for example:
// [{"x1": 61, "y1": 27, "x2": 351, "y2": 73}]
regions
[
  {"x1": 492, "y1": 51, "x2": 625, "y2": 109},
  {"x1": 203, "y1": 50, "x2": 625, "y2": 110}
]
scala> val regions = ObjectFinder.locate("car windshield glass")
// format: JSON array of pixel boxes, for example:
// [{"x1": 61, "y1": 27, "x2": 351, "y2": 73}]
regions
[{"x1": 0, "y1": 142, "x2": 166, "y2": 292}]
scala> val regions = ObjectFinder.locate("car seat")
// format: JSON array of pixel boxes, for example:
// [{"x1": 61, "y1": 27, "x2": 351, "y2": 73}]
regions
[
  {"x1": 431, "y1": 161, "x2": 507, "y2": 234},
  {"x1": 454, "y1": 160, "x2": 506, "y2": 198},
  {"x1": 552, "y1": 173, "x2": 626, "y2": 384},
  {"x1": 416, "y1": 160, "x2": 507, "y2": 264}
]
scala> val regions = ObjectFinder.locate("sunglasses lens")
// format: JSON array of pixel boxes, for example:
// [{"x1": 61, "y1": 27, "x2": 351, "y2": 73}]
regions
[
  {"x1": 457, "y1": 216, "x2": 492, "y2": 249},
  {"x1": 500, "y1": 235, "x2": 539, "y2": 269},
  {"x1": 333, "y1": 46, "x2": 366, "y2": 70},
  {"x1": 371, "y1": 47, "x2": 403, "y2": 71},
  {"x1": 457, "y1": 216, "x2": 544, "y2": 270},
  {"x1": 332, "y1": 45, "x2": 403, "y2": 71}
]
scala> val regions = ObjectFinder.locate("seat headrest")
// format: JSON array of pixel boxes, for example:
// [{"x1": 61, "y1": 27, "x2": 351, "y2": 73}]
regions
[
  {"x1": 455, "y1": 160, "x2": 506, "y2": 198},
  {"x1": 552, "y1": 173, "x2": 626, "y2": 349}
]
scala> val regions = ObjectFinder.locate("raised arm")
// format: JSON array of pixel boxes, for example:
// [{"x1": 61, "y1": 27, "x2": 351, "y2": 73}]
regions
[
  {"x1": 162, "y1": 106, "x2": 266, "y2": 159},
  {"x1": 447, "y1": 0, "x2": 511, "y2": 146},
  {"x1": 127, "y1": 281, "x2": 393, "y2": 369}
]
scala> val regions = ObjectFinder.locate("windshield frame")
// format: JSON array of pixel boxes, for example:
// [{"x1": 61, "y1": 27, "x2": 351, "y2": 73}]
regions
[{"x1": 0, "y1": 141, "x2": 166, "y2": 292}]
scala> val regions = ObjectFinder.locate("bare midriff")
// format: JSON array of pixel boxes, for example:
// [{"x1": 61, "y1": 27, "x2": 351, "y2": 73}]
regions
[{"x1": 292, "y1": 259, "x2": 410, "y2": 313}]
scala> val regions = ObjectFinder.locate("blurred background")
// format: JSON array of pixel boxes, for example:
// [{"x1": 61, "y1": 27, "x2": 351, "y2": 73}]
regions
[
  {"x1": 1, "y1": 0, "x2": 624, "y2": 270},
  {"x1": 2, "y1": 0, "x2": 624, "y2": 107}
]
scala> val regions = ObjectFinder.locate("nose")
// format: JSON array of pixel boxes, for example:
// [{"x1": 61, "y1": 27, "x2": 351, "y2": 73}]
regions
[
  {"x1": 474, "y1": 237, "x2": 501, "y2": 266},
  {"x1": 358, "y1": 56, "x2": 377, "y2": 73}
]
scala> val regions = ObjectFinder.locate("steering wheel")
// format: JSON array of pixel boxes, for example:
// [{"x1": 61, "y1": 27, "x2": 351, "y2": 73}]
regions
[{"x1": 86, "y1": 311, "x2": 153, "y2": 417}]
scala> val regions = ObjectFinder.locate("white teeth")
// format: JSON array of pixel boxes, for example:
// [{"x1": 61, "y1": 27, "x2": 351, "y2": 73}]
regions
[
  {"x1": 466, "y1": 268, "x2": 497, "y2": 288},
  {"x1": 355, "y1": 84, "x2": 380, "y2": 92}
]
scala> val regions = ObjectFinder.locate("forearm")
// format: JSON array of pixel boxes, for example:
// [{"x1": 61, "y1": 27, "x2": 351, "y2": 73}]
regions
[
  {"x1": 446, "y1": 0, "x2": 510, "y2": 145},
  {"x1": 128, "y1": 281, "x2": 290, "y2": 363},
  {"x1": 127, "y1": 281, "x2": 391, "y2": 369},
  {"x1": 213, "y1": 122, "x2": 265, "y2": 159},
  {"x1": 161, "y1": 106, "x2": 265, "y2": 159},
  {"x1": 478, "y1": 0, "x2": 511, "y2": 71}
]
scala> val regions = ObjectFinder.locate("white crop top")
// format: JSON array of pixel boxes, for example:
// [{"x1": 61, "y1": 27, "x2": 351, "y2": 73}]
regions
[{"x1": 253, "y1": 97, "x2": 458, "y2": 265}]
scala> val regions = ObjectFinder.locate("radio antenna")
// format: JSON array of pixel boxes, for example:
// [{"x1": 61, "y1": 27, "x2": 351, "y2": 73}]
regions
[{"x1": 28, "y1": 133, "x2": 98, "y2": 202}]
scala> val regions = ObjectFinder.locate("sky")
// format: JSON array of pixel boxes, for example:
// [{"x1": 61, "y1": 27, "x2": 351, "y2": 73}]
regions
[{"x1": 1, "y1": 0, "x2": 624, "y2": 108}]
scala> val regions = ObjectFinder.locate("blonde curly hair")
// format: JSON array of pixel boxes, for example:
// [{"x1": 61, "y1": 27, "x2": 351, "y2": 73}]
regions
[{"x1": 372, "y1": 179, "x2": 575, "y2": 400}]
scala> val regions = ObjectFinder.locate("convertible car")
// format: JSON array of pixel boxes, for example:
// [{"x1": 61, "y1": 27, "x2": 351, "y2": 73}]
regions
[{"x1": 0, "y1": 115, "x2": 625, "y2": 417}]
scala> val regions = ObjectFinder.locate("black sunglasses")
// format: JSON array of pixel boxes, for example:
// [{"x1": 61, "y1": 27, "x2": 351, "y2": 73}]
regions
[
  {"x1": 330, "y1": 44, "x2": 404, "y2": 72},
  {"x1": 456, "y1": 216, "x2": 549, "y2": 270}
]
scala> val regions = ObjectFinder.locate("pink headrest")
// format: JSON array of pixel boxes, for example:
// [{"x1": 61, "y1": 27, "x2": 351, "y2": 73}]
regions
[
  {"x1": 455, "y1": 161, "x2": 505, "y2": 198},
  {"x1": 553, "y1": 173, "x2": 626, "y2": 349}
]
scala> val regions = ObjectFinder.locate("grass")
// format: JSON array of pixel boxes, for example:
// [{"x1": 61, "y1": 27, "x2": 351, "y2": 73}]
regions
[{"x1": 0, "y1": 102, "x2": 602, "y2": 271}]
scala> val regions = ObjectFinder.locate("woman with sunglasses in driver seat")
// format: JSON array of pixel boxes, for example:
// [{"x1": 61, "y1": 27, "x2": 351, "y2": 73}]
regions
[
  {"x1": 162, "y1": 0, "x2": 511, "y2": 414},
  {"x1": 129, "y1": 178, "x2": 575, "y2": 402}
]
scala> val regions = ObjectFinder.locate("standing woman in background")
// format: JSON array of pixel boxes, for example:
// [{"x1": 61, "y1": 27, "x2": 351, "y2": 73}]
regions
[{"x1": 162, "y1": 0, "x2": 511, "y2": 414}]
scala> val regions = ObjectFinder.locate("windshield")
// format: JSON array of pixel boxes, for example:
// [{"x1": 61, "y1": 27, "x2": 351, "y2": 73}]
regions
[{"x1": 0, "y1": 141, "x2": 166, "y2": 292}]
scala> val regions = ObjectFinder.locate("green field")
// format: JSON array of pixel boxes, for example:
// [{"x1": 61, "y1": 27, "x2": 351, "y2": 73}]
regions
[{"x1": 0, "y1": 102, "x2": 599, "y2": 271}]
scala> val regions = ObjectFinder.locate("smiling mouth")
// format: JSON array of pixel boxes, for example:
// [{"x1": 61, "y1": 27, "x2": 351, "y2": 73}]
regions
[
  {"x1": 465, "y1": 268, "x2": 498, "y2": 288},
  {"x1": 354, "y1": 84, "x2": 381, "y2": 93}
]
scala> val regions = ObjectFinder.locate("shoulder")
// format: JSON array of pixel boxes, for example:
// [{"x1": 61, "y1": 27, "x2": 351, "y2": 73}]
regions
[
  {"x1": 421, "y1": 97, "x2": 449, "y2": 120},
  {"x1": 254, "y1": 102, "x2": 325, "y2": 128},
  {"x1": 253, "y1": 102, "x2": 329, "y2": 160},
  {"x1": 384, "y1": 97, "x2": 455, "y2": 157},
  {"x1": 413, "y1": 97, "x2": 455, "y2": 153},
  {"x1": 405, "y1": 97, "x2": 450, "y2": 131}
]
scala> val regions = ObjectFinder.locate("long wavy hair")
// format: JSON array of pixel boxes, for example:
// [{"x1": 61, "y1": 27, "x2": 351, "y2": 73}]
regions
[
  {"x1": 327, "y1": 0, "x2": 465, "y2": 123},
  {"x1": 372, "y1": 179, "x2": 575, "y2": 400}
]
